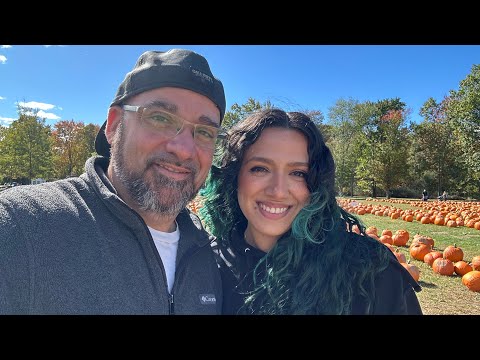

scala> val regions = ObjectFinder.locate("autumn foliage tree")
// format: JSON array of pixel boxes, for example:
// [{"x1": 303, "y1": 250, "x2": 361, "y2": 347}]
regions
[
  {"x1": 354, "y1": 98, "x2": 410, "y2": 198},
  {"x1": 51, "y1": 120, "x2": 100, "y2": 178}
]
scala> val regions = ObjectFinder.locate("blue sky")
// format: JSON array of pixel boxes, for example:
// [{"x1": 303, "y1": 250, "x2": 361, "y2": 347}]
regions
[{"x1": 1, "y1": 45, "x2": 479, "y2": 127}]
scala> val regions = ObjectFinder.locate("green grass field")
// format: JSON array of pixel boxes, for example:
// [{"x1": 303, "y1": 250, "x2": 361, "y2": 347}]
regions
[{"x1": 340, "y1": 197, "x2": 480, "y2": 315}]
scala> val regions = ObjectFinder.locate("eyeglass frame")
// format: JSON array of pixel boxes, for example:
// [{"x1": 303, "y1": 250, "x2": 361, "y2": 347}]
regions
[{"x1": 122, "y1": 104, "x2": 227, "y2": 150}]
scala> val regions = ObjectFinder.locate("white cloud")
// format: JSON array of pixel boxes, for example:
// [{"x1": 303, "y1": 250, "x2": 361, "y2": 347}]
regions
[
  {"x1": 0, "y1": 117, "x2": 16, "y2": 125},
  {"x1": 37, "y1": 110, "x2": 61, "y2": 120},
  {"x1": 0, "y1": 96, "x2": 5, "y2": 100},
  {"x1": 1, "y1": 45, "x2": 12, "y2": 49},
  {"x1": 43, "y1": 45, "x2": 66, "y2": 48},
  {"x1": 21, "y1": 108, "x2": 61, "y2": 120},
  {"x1": 18, "y1": 101, "x2": 55, "y2": 111},
  {"x1": 0, "y1": 55, "x2": 6, "y2": 64},
  {"x1": 17, "y1": 101, "x2": 62, "y2": 120}
]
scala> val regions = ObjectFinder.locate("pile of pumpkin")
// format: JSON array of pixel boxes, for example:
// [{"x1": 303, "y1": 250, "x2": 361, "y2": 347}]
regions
[{"x1": 363, "y1": 226, "x2": 480, "y2": 292}]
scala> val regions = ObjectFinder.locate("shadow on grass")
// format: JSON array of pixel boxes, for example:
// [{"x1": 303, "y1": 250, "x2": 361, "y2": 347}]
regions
[{"x1": 418, "y1": 281, "x2": 438, "y2": 288}]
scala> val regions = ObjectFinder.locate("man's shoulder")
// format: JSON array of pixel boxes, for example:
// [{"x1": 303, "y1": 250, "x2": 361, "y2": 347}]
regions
[{"x1": 0, "y1": 177, "x2": 89, "y2": 214}]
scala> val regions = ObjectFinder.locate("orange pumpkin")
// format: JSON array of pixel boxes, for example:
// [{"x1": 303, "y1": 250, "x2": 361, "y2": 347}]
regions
[
  {"x1": 381, "y1": 229, "x2": 393, "y2": 237},
  {"x1": 454, "y1": 261, "x2": 473, "y2": 276},
  {"x1": 443, "y1": 244, "x2": 464, "y2": 262},
  {"x1": 411, "y1": 235, "x2": 434, "y2": 248},
  {"x1": 466, "y1": 219, "x2": 477, "y2": 228},
  {"x1": 420, "y1": 216, "x2": 430, "y2": 224},
  {"x1": 432, "y1": 258, "x2": 455, "y2": 276},
  {"x1": 462, "y1": 271, "x2": 480, "y2": 292},
  {"x1": 471, "y1": 256, "x2": 480, "y2": 271},
  {"x1": 390, "y1": 212, "x2": 400, "y2": 220},
  {"x1": 402, "y1": 262, "x2": 420, "y2": 282},
  {"x1": 410, "y1": 243, "x2": 432, "y2": 261},
  {"x1": 365, "y1": 226, "x2": 378, "y2": 236},
  {"x1": 392, "y1": 230, "x2": 409, "y2": 247},
  {"x1": 446, "y1": 219, "x2": 457, "y2": 227},
  {"x1": 379, "y1": 235, "x2": 393, "y2": 245},
  {"x1": 393, "y1": 249, "x2": 407, "y2": 263},
  {"x1": 424, "y1": 251, "x2": 443, "y2": 267}
]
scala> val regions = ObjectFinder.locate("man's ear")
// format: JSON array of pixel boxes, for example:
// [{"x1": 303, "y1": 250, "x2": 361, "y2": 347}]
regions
[{"x1": 105, "y1": 106, "x2": 122, "y2": 145}]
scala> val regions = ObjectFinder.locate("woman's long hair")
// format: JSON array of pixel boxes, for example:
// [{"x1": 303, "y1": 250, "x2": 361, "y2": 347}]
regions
[{"x1": 200, "y1": 108, "x2": 391, "y2": 314}]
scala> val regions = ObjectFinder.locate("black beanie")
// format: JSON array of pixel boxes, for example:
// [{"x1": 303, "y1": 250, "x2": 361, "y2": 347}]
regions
[{"x1": 94, "y1": 49, "x2": 226, "y2": 158}]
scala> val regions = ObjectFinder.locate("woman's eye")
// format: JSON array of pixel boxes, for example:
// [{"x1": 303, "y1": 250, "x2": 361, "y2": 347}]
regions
[
  {"x1": 250, "y1": 166, "x2": 268, "y2": 173},
  {"x1": 292, "y1": 171, "x2": 307, "y2": 178}
]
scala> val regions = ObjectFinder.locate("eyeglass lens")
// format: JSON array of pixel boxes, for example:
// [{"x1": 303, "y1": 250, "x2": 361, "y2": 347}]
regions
[{"x1": 140, "y1": 107, "x2": 221, "y2": 149}]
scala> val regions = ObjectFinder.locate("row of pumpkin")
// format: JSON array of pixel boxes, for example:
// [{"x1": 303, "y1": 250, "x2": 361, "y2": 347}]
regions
[{"x1": 343, "y1": 198, "x2": 480, "y2": 230}]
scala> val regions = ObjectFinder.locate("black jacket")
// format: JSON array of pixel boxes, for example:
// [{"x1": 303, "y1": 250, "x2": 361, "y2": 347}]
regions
[{"x1": 212, "y1": 225, "x2": 422, "y2": 315}]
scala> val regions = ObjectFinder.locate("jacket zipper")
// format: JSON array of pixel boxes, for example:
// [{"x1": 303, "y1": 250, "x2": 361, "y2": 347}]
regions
[
  {"x1": 133, "y1": 207, "x2": 213, "y2": 314},
  {"x1": 169, "y1": 293, "x2": 174, "y2": 315},
  {"x1": 129, "y1": 209, "x2": 173, "y2": 313},
  {"x1": 171, "y1": 240, "x2": 211, "y2": 313}
]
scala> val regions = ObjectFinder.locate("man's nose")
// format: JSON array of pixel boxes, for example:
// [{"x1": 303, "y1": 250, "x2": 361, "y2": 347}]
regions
[{"x1": 164, "y1": 124, "x2": 196, "y2": 160}]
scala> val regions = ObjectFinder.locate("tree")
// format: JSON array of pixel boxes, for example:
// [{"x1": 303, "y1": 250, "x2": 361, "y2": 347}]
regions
[
  {"x1": 222, "y1": 97, "x2": 268, "y2": 130},
  {"x1": 445, "y1": 64, "x2": 480, "y2": 197},
  {"x1": 1, "y1": 105, "x2": 53, "y2": 183},
  {"x1": 51, "y1": 121, "x2": 101, "y2": 178},
  {"x1": 327, "y1": 98, "x2": 362, "y2": 196},
  {"x1": 354, "y1": 98, "x2": 410, "y2": 198},
  {"x1": 414, "y1": 97, "x2": 460, "y2": 197},
  {"x1": 0, "y1": 125, "x2": 12, "y2": 182},
  {"x1": 82, "y1": 123, "x2": 101, "y2": 156}
]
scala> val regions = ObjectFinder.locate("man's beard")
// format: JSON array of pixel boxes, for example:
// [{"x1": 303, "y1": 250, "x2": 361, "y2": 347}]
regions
[{"x1": 110, "y1": 123, "x2": 199, "y2": 216}]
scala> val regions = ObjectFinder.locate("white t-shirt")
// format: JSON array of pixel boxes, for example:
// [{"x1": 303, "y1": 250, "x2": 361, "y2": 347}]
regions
[{"x1": 148, "y1": 222, "x2": 180, "y2": 293}]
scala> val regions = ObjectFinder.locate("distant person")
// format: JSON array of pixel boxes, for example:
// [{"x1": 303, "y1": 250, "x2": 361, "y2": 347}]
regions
[
  {"x1": 199, "y1": 108, "x2": 423, "y2": 315},
  {"x1": 442, "y1": 190, "x2": 448, "y2": 201},
  {"x1": 422, "y1": 189, "x2": 428, "y2": 201},
  {"x1": 0, "y1": 49, "x2": 227, "y2": 314}
]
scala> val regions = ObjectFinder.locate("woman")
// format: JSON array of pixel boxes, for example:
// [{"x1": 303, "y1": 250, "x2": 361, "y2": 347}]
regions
[{"x1": 199, "y1": 108, "x2": 422, "y2": 315}]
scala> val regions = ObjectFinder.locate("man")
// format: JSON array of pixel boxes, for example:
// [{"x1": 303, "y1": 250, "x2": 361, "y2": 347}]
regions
[{"x1": 0, "y1": 49, "x2": 226, "y2": 314}]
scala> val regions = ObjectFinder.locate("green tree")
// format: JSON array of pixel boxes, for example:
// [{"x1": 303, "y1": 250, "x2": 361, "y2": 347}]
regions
[
  {"x1": 0, "y1": 125, "x2": 12, "y2": 182},
  {"x1": 83, "y1": 123, "x2": 101, "y2": 156},
  {"x1": 413, "y1": 97, "x2": 460, "y2": 197},
  {"x1": 445, "y1": 64, "x2": 480, "y2": 197},
  {"x1": 327, "y1": 98, "x2": 362, "y2": 196},
  {"x1": 1, "y1": 105, "x2": 53, "y2": 183},
  {"x1": 222, "y1": 97, "x2": 272, "y2": 130}
]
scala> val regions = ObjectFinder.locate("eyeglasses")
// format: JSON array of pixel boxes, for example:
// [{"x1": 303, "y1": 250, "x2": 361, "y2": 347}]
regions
[{"x1": 123, "y1": 105, "x2": 226, "y2": 150}]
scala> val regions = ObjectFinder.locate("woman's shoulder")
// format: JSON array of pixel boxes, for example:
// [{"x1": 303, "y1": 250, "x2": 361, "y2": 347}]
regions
[
  {"x1": 349, "y1": 233, "x2": 423, "y2": 314},
  {"x1": 371, "y1": 254, "x2": 423, "y2": 314}
]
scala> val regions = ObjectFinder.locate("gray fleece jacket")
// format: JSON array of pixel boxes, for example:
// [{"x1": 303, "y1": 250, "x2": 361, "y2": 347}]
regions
[{"x1": 0, "y1": 156, "x2": 222, "y2": 315}]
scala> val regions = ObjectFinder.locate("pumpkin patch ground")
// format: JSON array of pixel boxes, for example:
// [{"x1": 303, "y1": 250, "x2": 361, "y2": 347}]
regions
[{"x1": 337, "y1": 197, "x2": 480, "y2": 315}]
